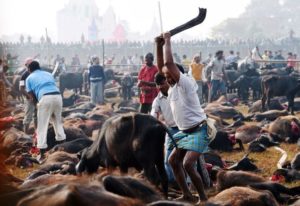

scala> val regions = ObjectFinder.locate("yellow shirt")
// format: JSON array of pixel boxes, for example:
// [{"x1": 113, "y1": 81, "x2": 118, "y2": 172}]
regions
[{"x1": 190, "y1": 63, "x2": 204, "y2": 81}]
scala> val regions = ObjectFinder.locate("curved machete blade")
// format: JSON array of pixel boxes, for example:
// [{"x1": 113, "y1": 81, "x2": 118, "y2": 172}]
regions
[{"x1": 169, "y1": 8, "x2": 207, "y2": 36}]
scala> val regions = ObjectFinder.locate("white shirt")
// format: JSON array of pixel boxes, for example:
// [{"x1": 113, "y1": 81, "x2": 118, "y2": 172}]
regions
[
  {"x1": 209, "y1": 58, "x2": 225, "y2": 80},
  {"x1": 168, "y1": 73, "x2": 206, "y2": 130},
  {"x1": 150, "y1": 92, "x2": 176, "y2": 128}
]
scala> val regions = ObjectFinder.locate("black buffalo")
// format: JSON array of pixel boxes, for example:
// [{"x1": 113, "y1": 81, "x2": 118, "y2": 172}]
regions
[
  {"x1": 59, "y1": 72, "x2": 83, "y2": 94},
  {"x1": 76, "y1": 113, "x2": 170, "y2": 196},
  {"x1": 261, "y1": 75, "x2": 300, "y2": 114}
]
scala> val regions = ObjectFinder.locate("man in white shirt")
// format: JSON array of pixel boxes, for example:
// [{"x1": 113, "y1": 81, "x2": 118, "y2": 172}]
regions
[
  {"x1": 155, "y1": 33, "x2": 208, "y2": 203},
  {"x1": 207, "y1": 51, "x2": 227, "y2": 102},
  {"x1": 150, "y1": 72, "x2": 179, "y2": 186}
]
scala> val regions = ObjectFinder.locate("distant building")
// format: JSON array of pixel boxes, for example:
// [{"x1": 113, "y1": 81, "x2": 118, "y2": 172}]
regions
[{"x1": 56, "y1": 0, "x2": 160, "y2": 42}]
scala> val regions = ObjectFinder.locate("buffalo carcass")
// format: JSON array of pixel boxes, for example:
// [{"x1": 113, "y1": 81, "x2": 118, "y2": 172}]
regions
[
  {"x1": 76, "y1": 113, "x2": 169, "y2": 196},
  {"x1": 205, "y1": 186, "x2": 279, "y2": 206},
  {"x1": 261, "y1": 75, "x2": 300, "y2": 114},
  {"x1": 59, "y1": 72, "x2": 83, "y2": 94}
]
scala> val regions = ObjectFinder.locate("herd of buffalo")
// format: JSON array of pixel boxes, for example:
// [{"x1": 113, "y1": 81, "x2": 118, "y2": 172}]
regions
[{"x1": 1, "y1": 62, "x2": 300, "y2": 206}]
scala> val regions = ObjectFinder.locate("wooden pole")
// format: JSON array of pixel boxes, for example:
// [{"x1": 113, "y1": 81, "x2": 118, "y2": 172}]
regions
[
  {"x1": 102, "y1": 39, "x2": 105, "y2": 67},
  {"x1": 45, "y1": 28, "x2": 50, "y2": 67},
  {"x1": 158, "y1": 1, "x2": 164, "y2": 33}
]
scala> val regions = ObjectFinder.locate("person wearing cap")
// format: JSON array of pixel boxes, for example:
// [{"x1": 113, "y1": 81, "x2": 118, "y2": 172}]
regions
[
  {"x1": 25, "y1": 60, "x2": 66, "y2": 163},
  {"x1": 20, "y1": 58, "x2": 37, "y2": 134},
  {"x1": 88, "y1": 56, "x2": 105, "y2": 104},
  {"x1": 137, "y1": 52, "x2": 158, "y2": 113},
  {"x1": 155, "y1": 33, "x2": 208, "y2": 204}
]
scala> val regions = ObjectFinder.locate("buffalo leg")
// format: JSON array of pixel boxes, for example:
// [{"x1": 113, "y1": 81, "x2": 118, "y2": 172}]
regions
[
  {"x1": 261, "y1": 94, "x2": 267, "y2": 112},
  {"x1": 155, "y1": 156, "x2": 168, "y2": 198},
  {"x1": 287, "y1": 95, "x2": 295, "y2": 115},
  {"x1": 235, "y1": 139, "x2": 244, "y2": 151}
]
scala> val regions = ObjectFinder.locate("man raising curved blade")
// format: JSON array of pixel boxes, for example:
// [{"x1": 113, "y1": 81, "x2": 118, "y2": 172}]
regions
[{"x1": 155, "y1": 33, "x2": 208, "y2": 204}]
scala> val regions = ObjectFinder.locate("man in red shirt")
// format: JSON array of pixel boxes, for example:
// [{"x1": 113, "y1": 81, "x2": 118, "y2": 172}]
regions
[{"x1": 137, "y1": 53, "x2": 158, "y2": 113}]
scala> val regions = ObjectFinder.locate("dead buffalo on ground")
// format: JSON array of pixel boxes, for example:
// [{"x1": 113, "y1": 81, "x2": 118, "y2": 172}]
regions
[
  {"x1": 0, "y1": 172, "x2": 23, "y2": 195},
  {"x1": 43, "y1": 151, "x2": 79, "y2": 166},
  {"x1": 203, "y1": 152, "x2": 225, "y2": 168},
  {"x1": 248, "y1": 98, "x2": 286, "y2": 113},
  {"x1": 26, "y1": 161, "x2": 77, "y2": 180},
  {"x1": 205, "y1": 186, "x2": 279, "y2": 206},
  {"x1": 215, "y1": 169, "x2": 300, "y2": 203},
  {"x1": 261, "y1": 75, "x2": 300, "y2": 114},
  {"x1": 49, "y1": 138, "x2": 93, "y2": 154},
  {"x1": 20, "y1": 174, "x2": 83, "y2": 190},
  {"x1": 253, "y1": 110, "x2": 288, "y2": 121},
  {"x1": 272, "y1": 168, "x2": 300, "y2": 182},
  {"x1": 103, "y1": 175, "x2": 161, "y2": 204},
  {"x1": 227, "y1": 154, "x2": 258, "y2": 171},
  {"x1": 205, "y1": 103, "x2": 243, "y2": 119},
  {"x1": 46, "y1": 126, "x2": 88, "y2": 150},
  {"x1": 62, "y1": 92, "x2": 80, "y2": 107},
  {"x1": 18, "y1": 183, "x2": 140, "y2": 206},
  {"x1": 291, "y1": 152, "x2": 300, "y2": 170},
  {"x1": 248, "y1": 134, "x2": 279, "y2": 153},
  {"x1": 59, "y1": 72, "x2": 83, "y2": 94},
  {"x1": 76, "y1": 113, "x2": 170, "y2": 196},
  {"x1": 216, "y1": 170, "x2": 265, "y2": 191},
  {"x1": 267, "y1": 116, "x2": 300, "y2": 143},
  {"x1": 0, "y1": 127, "x2": 32, "y2": 155},
  {"x1": 235, "y1": 125, "x2": 261, "y2": 144},
  {"x1": 209, "y1": 131, "x2": 244, "y2": 152}
]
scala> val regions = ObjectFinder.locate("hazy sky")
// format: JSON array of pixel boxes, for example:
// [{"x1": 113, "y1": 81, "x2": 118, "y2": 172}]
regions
[{"x1": 0, "y1": 0, "x2": 251, "y2": 41}]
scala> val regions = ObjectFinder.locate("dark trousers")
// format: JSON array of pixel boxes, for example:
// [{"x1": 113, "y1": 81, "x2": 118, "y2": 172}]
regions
[
  {"x1": 140, "y1": 103, "x2": 152, "y2": 114},
  {"x1": 122, "y1": 86, "x2": 132, "y2": 100}
]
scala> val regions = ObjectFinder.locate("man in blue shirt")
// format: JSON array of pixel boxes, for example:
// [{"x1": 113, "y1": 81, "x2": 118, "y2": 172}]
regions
[
  {"x1": 88, "y1": 56, "x2": 105, "y2": 104},
  {"x1": 26, "y1": 60, "x2": 66, "y2": 163}
]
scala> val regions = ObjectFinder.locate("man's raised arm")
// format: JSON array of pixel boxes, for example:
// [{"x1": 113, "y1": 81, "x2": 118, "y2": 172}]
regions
[{"x1": 163, "y1": 32, "x2": 180, "y2": 83}]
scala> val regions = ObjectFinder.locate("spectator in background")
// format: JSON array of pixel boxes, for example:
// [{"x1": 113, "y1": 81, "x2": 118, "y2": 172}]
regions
[
  {"x1": 89, "y1": 56, "x2": 105, "y2": 105},
  {"x1": 20, "y1": 58, "x2": 37, "y2": 134},
  {"x1": 173, "y1": 52, "x2": 181, "y2": 63},
  {"x1": 206, "y1": 50, "x2": 227, "y2": 102},
  {"x1": 274, "y1": 50, "x2": 285, "y2": 68},
  {"x1": 137, "y1": 52, "x2": 158, "y2": 113},
  {"x1": 203, "y1": 53, "x2": 212, "y2": 65},
  {"x1": 71, "y1": 54, "x2": 81, "y2": 71},
  {"x1": 189, "y1": 54, "x2": 205, "y2": 104},
  {"x1": 251, "y1": 46, "x2": 262, "y2": 60},
  {"x1": 236, "y1": 51, "x2": 241, "y2": 61},
  {"x1": 287, "y1": 52, "x2": 296, "y2": 73},
  {"x1": 182, "y1": 54, "x2": 191, "y2": 71},
  {"x1": 0, "y1": 59, "x2": 12, "y2": 106},
  {"x1": 225, "y1": 50, "x2": 237, "y2": 64},
  {"x1": 121, "y1": 72, "x2": 134, "y2": 101},
  {"x1": 262, "y1": 50, "x2": 269, "y2": 60}
]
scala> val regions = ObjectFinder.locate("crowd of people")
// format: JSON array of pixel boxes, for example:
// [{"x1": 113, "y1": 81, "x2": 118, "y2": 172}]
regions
[{"x1": 1, "y1": 35, "x2": 299, "y2": 72}]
